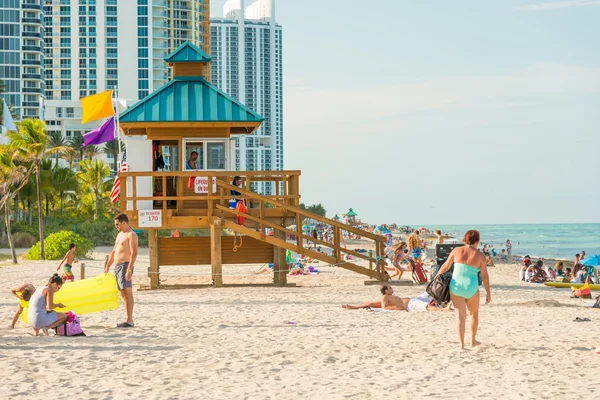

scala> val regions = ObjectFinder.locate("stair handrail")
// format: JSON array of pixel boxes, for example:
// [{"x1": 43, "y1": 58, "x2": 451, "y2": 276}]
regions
[{"x1": 215, "y1": 181, "x2": 387, "y2": 243}]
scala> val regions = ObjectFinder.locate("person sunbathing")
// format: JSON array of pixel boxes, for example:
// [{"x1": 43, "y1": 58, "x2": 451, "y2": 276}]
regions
[{"x1": 341, "y1": 285, "x2": 450, "y2": 312}]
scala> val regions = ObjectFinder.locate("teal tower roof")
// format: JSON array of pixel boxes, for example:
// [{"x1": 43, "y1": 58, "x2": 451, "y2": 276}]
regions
[
  {"x1": 164, "y1": 41, "x2": 212, "y2": 63},
  {"x1": 119, "y1": 41, "x2": 263, "y2": 127}
]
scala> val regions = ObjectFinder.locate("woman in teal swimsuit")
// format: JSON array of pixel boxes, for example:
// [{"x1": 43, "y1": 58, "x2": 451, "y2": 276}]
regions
[{"x1": 435, "y1": 230, "x2": 491, "y2": 349}]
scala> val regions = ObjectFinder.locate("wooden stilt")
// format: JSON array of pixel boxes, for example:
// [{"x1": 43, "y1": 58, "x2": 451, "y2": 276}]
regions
[
  {"x1": 148, "y1": 229, "x2": 160, "y2": 289},
  {"x1": 273, "y1": 220, "x2": 287, "y2": 286},
  {"x1": 211, "y1": 219, "x2": 223, "y2": 287}
]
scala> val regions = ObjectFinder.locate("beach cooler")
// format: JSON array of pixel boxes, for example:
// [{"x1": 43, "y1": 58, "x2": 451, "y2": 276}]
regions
[{"x1": 412, "y1": 262, "x2": 428, "y2": 284}]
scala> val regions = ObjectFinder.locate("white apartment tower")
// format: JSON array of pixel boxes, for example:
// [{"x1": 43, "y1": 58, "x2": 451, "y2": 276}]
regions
[
  {"x1": 0, "y1": 0, "x2": 45, "y2": 120},
  {"x1": 41, "y1": 0, "x2": 209, "y2": 169},
  {"x1": 211, "y1": 0, "x2": 283, "y2": 193}
]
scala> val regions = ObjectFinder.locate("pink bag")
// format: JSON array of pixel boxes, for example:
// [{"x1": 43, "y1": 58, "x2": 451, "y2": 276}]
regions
[{"x1": 56, "y1": 312, "x2": 86, "y2": 337}]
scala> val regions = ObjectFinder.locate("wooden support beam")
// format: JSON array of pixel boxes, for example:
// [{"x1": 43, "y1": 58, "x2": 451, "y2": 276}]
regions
[
  {"x1": 211, "y1": 219, "x2": 223, "y2": 287},
  {"x1": 273, "y1": 220, "x2": 288, "y2": 286},
  {"x1": 364, "y1": 280, "x2": 413, "y2": 286},
  {"x1": 148, "y1": 229, "x2": 159, "y2": 289}
]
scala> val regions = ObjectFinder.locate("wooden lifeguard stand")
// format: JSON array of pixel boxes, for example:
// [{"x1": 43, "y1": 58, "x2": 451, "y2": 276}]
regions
[{"x1": 118, "y1": 42, "x2": 389, "y2": 289}]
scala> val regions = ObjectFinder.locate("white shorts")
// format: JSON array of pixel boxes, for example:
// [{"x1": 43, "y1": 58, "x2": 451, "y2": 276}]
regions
[{"x1": 407, "y1": 292, "x2": 433, "y2": 312}]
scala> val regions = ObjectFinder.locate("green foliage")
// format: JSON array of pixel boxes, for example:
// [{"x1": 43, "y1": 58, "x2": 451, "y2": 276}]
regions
[
  {"x1": 25, "y1": 231, "x2": 94, "y2": 260},
  {"x1": 10, "y1": 221, "x2": 38, "y2": 238},
  {"x1": 299, "y1": 202, "x2": 327, "y2": 217},
  {"x1": 76, "y1": 219, "x2": 118, "y2": 247}
]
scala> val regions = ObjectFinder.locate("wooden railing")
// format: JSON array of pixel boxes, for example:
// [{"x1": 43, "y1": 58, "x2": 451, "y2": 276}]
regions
[
  {"x1": 119, "y1": 170, "x2": 301, "y2": 217},
  {"x1": 213, "y1": 181, "x2": 389, "y2": 281}
]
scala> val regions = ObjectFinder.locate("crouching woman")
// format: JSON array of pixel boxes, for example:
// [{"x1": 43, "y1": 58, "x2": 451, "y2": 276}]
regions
[{"x1": 28, "y1": 274, "x2": 67, "y2": 336}]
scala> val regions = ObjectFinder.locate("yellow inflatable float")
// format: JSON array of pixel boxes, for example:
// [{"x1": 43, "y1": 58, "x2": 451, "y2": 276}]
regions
[
  {"x1": 544, "y1": 282, "x2": 600, "y2": 290},
  {"x1": 21, "y1": 274, "x2": 118, "y2": 324}
]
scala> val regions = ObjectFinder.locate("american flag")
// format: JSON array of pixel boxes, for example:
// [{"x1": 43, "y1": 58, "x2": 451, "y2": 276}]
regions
[{"x1": 110, "y1": 151, "x2": 127, "y2": 203}]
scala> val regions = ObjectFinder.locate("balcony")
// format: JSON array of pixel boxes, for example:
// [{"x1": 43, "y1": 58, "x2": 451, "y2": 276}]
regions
[
  {"x1": 152, "y1": 11, "x2": 168, "y2": 18},
  {"x1": 23, "y1": 87, "x2": 43, "y2": 94},
  {"x1": 22, "y1": 45, "x2": 42, "y2": 53},
  {"x1": 119, "y1": 170, "x2": 301, "y2": 223},
  {"x1": 22, "y1": 4, "x2": 42, "y2": 11},
  {"x1": 23, "y1": 60, "x2": 42, "y2": 66},
  {"x1": 22, "y1": 102, "x2": 40, "y2": 108},
  {"x1": 153, "y1": 1, "x2": 168, "y2": 7},
  {"x1": 22, "y1": 74, "x2": 42, "y2": 80},
  {"x1": 22, "y1": 17, "x2": 42, "y2": 25},
  {"x1": 22, "y1": 31, "x2": 42, "y2": 38}
]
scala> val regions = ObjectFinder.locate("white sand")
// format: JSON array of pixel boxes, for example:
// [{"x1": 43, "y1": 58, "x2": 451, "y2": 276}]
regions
[{"x1": 1, "y1": 244, "x2": 599, "y2": 400}]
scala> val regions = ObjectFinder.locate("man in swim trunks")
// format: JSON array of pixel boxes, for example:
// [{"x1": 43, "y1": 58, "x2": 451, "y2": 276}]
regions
[
  {"x1": 57, "y1": 243, "x2": 77, "y2": 282},
  {"x1": 105, "y1": 214, "x2": 138, "y2": 328},
  {"x1": 341, "y1": 285, "x2": 450, "y2": 312}
]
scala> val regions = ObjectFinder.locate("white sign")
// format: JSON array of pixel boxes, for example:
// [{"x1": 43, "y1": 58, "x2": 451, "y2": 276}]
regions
[
  {"x1": 138, "y1": 210, "x2": 162, "y2": 228},
  {"x1": 194, "y1": 176, "x2": 217, "y2": 194}
]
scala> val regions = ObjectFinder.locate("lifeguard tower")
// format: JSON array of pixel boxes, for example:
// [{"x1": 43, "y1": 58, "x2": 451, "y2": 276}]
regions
[{"x1": 118, "y1": 42, "x2": 388, "y2": 289}]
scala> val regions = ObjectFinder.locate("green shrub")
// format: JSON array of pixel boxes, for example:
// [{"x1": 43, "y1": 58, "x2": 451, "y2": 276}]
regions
[
  {"x1": 12, "y1": 232, "x2": 37, "y2": 248},
  {"x1": 25, "y1": 231, "x2": 94, "y2": 260}
]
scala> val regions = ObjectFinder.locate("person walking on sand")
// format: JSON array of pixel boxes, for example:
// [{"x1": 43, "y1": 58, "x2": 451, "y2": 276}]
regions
[
  {"x1": 56, "y1": 243, "x2": 77, "y2": 282},
  {"x1": 435, "y1": 230, "x2": 491, "y2": 349},
  {"x1": 506, "y1": 240, "x2": 512, "y2": 259},
  {"x1": 104, "y1": 214, "x2": 138, "y2": 328}
]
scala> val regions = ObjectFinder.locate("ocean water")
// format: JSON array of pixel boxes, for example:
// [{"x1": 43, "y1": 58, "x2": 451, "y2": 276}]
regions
[{"x1": 423, "y1": 224, "x2": 600, "y2": 261}]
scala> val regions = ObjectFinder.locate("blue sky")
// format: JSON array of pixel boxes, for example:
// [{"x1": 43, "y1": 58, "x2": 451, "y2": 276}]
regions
[{"x1": 213, "y1": 0, "x2": 600, "y2": 225}]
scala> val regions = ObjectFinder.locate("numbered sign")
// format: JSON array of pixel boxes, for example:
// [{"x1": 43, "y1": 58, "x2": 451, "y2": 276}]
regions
[
  {"x1": 194, "y1": 176, "x2": 217, "y2": 194},
  {"x1": 138, "y1": 210, "x2": 162, "y2": 228}
]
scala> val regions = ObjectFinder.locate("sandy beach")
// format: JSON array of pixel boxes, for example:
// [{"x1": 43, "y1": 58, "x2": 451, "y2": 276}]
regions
[{"x1": 1, "y1": 242, "x2": 599, "y2": 400}]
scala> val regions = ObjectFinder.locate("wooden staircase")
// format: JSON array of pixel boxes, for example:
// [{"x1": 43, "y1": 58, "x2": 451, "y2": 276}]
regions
[{"x1": 210, "y1": 182, "x2": 390, "y2": 284}]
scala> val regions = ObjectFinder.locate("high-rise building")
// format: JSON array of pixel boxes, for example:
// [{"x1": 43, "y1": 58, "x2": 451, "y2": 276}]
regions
[
  {"x1": 0, "y1": 0, "x2": 45, "y2": 120},
  {"x1": 210, "y1": 0, "x2": 283, "y2": 193},
  {"x1": 39, "y1": 0, "x2": 209, "y2": 170}
]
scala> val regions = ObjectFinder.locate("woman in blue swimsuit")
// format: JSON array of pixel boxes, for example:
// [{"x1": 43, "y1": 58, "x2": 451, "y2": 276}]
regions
[{"x1": 435, "y1": 230, "x2": 491, "y2": 349}]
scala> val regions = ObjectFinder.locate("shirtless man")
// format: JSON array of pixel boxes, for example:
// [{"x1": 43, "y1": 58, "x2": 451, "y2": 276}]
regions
[
  {"x1": 342, "y1": 285, "x2": 450, "y2": 312},
  {"x1": 104, "y1": 214, "x2": 138, "y2": 328}
]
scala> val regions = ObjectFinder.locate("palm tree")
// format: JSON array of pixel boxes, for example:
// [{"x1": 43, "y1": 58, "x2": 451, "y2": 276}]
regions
[
  {"x1": 69, "y1": 132, "x2": 85, "y2": 161},
  {"x1": 40, "y1": 159, "x2": 55, "y2": 218},
  {"x1": 77, "y1": 159, "x2": 111, "y2": 220},
  {"x1": 0, "y1": 146, "x2": 32, "y2": 264},
  {"x1": 48, "y1": 131, "x2": 67, "y2": 167},
  {"x1": 8, "y1": 119, "x2": 59, "y2": 260},
  {"x1": 103, "y1": 139, "x2": 121, "y2": 173},
  {"x1": 82, "y1": 144, "x2": 100, "y2": 161},
  {"x1": 52, "y1": 167, "x2": 78, "y2": 216},
  {"x1": 62, "y1": 147, "x2": 79, "y2": 169}
]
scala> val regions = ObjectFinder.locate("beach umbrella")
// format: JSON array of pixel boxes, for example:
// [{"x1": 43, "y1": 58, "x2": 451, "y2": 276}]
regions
[{"x1": 581, "y1": 255, "x2": 600, "y2": 269}]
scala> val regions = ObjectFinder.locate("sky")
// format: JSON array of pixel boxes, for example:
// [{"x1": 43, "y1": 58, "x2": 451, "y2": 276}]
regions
[{"x1": 212, "y1": 0, "x2": 600, "y2": 225}]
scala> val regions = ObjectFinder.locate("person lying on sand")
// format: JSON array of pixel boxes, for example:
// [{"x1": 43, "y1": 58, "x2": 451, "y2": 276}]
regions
[{"x1": 342, "y1": 285, "x2": 451, "y2": 312}]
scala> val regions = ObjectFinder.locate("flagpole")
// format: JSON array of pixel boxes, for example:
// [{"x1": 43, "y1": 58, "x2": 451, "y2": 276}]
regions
[{"x1": 113, "y1": 86, "x2": 123, "y2": 168}]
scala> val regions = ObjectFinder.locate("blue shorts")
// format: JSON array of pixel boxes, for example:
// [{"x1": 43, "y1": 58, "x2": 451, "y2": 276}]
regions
[{"x1": 115, "y1": 262, "x2": 133, "y2": 290}]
